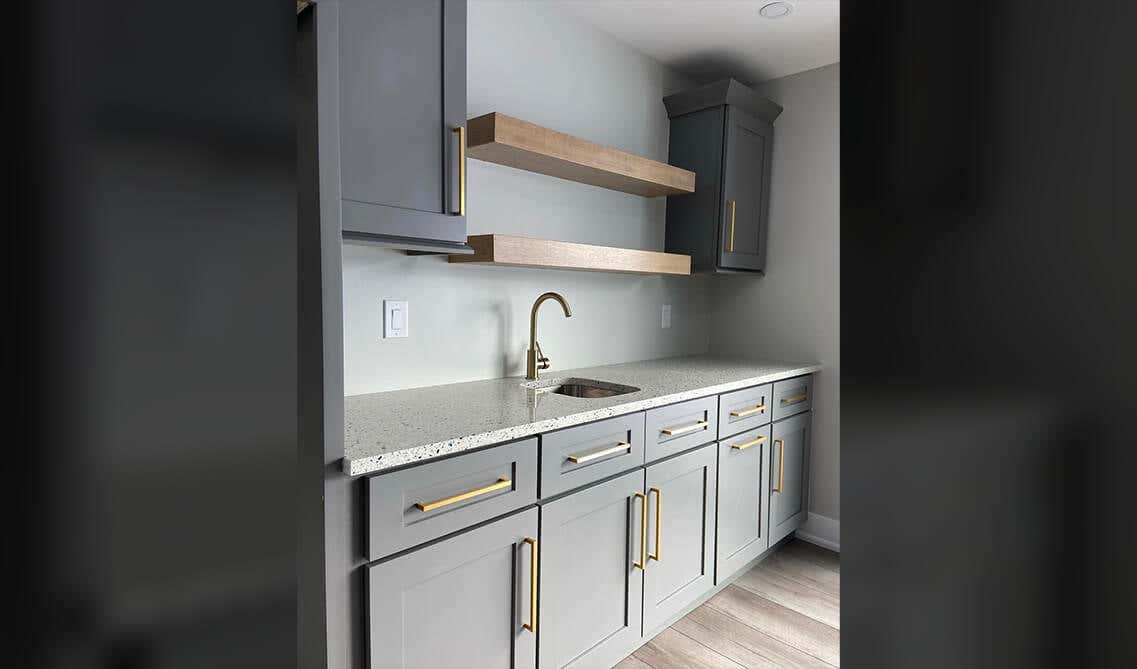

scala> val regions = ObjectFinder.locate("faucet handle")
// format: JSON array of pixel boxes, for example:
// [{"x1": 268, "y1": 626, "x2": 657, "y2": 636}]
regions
[{"x1": 535, "y1": 341, "x2": 551, "y2": 370}]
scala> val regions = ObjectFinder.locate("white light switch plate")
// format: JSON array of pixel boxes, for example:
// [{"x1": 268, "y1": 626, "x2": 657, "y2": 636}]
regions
[
  {"x1": 661, "y1": 304, "x2": 672, "y2": 329},
  {"x1": 383, "y1": 300, "x2": 408, "y2": 338}
]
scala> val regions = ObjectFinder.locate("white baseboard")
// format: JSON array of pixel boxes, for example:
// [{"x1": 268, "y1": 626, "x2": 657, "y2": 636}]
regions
[{"x1": 795, "y1": 512, "x2": 840, "y2": 552}]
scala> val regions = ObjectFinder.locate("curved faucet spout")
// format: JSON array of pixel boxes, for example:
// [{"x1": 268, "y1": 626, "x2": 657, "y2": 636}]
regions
[{"x1": 527, "y1": 292, "x2": 572, "y2": 380}]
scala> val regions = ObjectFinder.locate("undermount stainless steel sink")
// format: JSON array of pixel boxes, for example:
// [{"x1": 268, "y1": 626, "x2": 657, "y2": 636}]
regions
[{"x1": 523, "y1": 377, "x2": 640, "y2": 399}]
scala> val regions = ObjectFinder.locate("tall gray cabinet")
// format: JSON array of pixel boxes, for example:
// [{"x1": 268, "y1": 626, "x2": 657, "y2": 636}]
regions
[
  {"x1": 663, "y1": 79, "x2": 783, "y2": 273},
  {"x1": 318, "y1": 0, "x2": 471, "y2": 253}
]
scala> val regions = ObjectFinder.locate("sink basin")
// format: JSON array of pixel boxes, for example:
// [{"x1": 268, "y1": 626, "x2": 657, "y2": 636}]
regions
[{"x1": 523, "y1": 377, "x2": 640, "y2": 399}]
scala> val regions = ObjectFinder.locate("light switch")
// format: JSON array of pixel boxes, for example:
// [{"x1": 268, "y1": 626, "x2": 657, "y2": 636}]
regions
[
  {"x1": 661, "y1": 304, "x2": 672, "y2": 329},
  {"x1": 383, "y1": 300, "x2": 409, "y2": 338}
]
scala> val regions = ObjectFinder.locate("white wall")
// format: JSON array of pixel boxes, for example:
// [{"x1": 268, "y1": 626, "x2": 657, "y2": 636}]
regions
[
  {"x1": 709, "y1": 64, "x2": 840, "y2": 524},
  {"x1": 342, "y1": 1, "x2": 707, "y2": 396}
]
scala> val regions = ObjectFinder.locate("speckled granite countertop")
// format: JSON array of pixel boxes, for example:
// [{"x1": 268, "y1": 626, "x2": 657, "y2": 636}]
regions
[{"x1": 343, "y1": 355, "x2": 820, "y2": 477}]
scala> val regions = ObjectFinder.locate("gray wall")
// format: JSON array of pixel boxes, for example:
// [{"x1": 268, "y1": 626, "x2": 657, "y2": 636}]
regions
[
  {"x1": 709, "y1": 64, "x2": 840, "y2": 523},
  {"x1": 342, "y1": 0, "x2": 707, "y2": 396}
]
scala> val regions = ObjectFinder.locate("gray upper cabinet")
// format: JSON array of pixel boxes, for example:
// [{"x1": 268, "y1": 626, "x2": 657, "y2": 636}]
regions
[
  {"x1": 539, "y1": 470, "x2": 645, "y2": 669},
  {"x1": 319, "y1": 0, "x2": 471, "y2": 252},
  {"x1": 663, "y1": 79, "x2": 782, "y2": 273},
  {"x1": 367, "y1": 508, "x2": 538, "y2": 669},
  {"x1": 769, "y1": 411, "x2": 811, "y2": 546},
  {"x1": 642, "y1": 444, "x2": 717, "y2": 633}
]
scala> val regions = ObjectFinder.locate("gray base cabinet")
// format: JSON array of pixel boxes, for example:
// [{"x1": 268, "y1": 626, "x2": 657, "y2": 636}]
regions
[
  {"x1": 643, "y1": 444, "x2": 718, "y2": 633},
  {"x1": 366, "y1": 508, "x2": 538, "y2": 669},
  {"x1": 769, "y1": 412, "x2": 811, "y2": 546},
  {"x1": 715, "y1": 424, "x2": 772, "y2": 583},
  {"x1": 539, "y1": 471, "x2": 645, "y2": 669}
]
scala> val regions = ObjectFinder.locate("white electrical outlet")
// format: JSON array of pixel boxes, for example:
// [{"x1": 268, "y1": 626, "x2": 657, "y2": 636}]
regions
[
  {"x1": 383, "y1": 300, "x2": 409, "y2": 338},
  {"x1": 661, "y1": 304, "x2": 672, "y2": 329}
]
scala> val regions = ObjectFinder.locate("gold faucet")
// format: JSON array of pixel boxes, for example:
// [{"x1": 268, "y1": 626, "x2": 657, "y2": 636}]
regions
[{"x1": 526, "y1": 292, "x2": 572, "y2": 380}]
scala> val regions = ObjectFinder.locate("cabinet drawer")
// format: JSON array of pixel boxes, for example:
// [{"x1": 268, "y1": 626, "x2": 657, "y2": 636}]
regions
[
  {"x1": 645, "y1": 396, "x2": 718, "y2": 463},
  {"x1": 540, "y1": 413, "x2": 645, "y2": 499},
  {"x1": 772, "y1": 375, "x2": 813, "y2": 421},
  {"x1": 718, "y1": 383, "x2": 773, "y2": 438},
  {"x1": 367, "y1": 438, "x2": 537, "y2": 561}
]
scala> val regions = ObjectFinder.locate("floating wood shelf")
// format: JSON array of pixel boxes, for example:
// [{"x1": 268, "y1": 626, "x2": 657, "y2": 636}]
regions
[
  {"x1": 466, "y1": 113, "x2": 696, "y2": 197},
  {"x1": 449, "y1": 235, "x2": 691, "y2": 276}
]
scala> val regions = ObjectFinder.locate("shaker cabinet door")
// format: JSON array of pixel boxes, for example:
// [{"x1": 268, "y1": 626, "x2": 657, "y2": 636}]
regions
[
  {"x1": 330, "y1": 0, "x2": 468, "y2": 246},
  {"x1": 719, "y1": 106, "x2": 773, "y2": 272},
  {"x1": 539, "y1": 471, "x2": 645, "y2": 669},
  {"x1": 642, "y1": 444, "x2": 717, "y2": 633},
  {"x1": 769, "y1": 412, "x2": 811, "y2": 545},
  {"x1": 366, "y1": 508, "x2": 538, "y2": 669},
  {"x1": 715, "y1": 424, "x2": 772, "y2": 583}
]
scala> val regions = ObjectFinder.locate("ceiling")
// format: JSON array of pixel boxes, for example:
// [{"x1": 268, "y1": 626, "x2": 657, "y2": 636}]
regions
[{"x1": 546, "y1": 0, "x2": 840, "y2": 85}]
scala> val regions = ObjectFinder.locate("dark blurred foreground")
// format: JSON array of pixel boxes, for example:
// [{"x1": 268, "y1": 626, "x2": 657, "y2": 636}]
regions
[{"x1": 843, "y1": 1, "x2": 1137, "y2": 667}]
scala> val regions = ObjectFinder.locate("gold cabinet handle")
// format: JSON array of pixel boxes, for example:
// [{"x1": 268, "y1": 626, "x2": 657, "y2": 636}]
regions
[
  {"x1": 780, "y1": 392, "x2": 808, "y2": 406},
  {"x1": 414, "y1": 477, "x2": 510, "y2": 512},
  {"x1": 452, "y1": 126, "x2": 466, "y2": 216},
  {"x1": 632, "y1": 492, "x2": 647, "y2": 570},
  {"x1": 522, "y1": 537, "x2": 538, "y2": 633},
  {"x1": 731, "y1": 435, "x2": 766, "y2": 451},
  {"x1": 728, "y1": 199, "x2": 736, "y2": 252},
  {"x1": 772, "y1": 440, "x2": 785, "y2": 493},
  {"x1": 648, "y1": 487, "x2": 662, "y2": 562},
  {"x1": 660, "y1": 420, "x2": 708, "y2": 437},
  {"x1": 730, "y1": 404, "x2": 766, "y2": 418},
  {"x1": 566, "y1": 442, "x2": 630, "y2": 464}
]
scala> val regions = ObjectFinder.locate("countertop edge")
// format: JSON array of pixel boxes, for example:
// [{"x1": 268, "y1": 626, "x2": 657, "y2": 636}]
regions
[{"x1": 342, "y1": 363, "x2": 820, "y2": 478}]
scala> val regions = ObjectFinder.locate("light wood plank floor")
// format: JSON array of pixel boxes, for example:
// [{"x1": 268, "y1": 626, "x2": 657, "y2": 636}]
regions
[{"x1": 617, "y1": 540, "x2": 840, "y2": 669}]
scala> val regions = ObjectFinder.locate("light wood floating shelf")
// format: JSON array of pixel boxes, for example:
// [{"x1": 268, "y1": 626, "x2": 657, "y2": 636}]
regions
[
  {"x1": 449, "y1": 235, "x2": 692, "y2": 276},
  {"x1": 466, "y1": 113, "x2": 696, "y2": 197}
]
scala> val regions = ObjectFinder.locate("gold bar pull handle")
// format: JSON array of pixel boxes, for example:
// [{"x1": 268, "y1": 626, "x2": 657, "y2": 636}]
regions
[
  {"x1": 522, "y1": 537, "x2": 538, "y2": 633},
  {"x1": 731, "y1": 435, "x2": 766, "y2": 451},
  {"x1": 632, "y1": 492, "x2": 647, "y2": 570},
  {"x1": 772, "y1": 440, "x2": 785, "y2": 493},
  {"x1": 566, "y1": 442, "x2": 630, "y2": 464},
  {"x1": 780, "y1": 392, "x2": 808, "y2": 406},
  {"x1": 727, "y1": 199, "x2": 737, "y2": 252},
  {"x1": 414, "y1": 478, "x2": 511, "y2": 512},
  {"x1": 730, "y1": 404, "x2": 767, "y2": 418},
  {"x1": 648, "y1": 487, "x2": 662, "y2": 562},
  {"x1": 452, "y1": 125, "x2": 466, "y2": 216},
  {"x1": 660, "y1": 420, "x2": 708, "y2": 437}
]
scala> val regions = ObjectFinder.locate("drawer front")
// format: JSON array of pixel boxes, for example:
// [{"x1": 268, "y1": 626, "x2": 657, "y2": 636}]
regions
[
  {"x1": 539, "y1": 413, "x2": 645, "y2": 499},
  {"x1": 718, "y1": 383, "x2": 773, "y2": 438},
  {"x1": 772, "y1": 375, "x2": 813, "y2": 421},
  {"x1": 367, "y1": 438, "x2": 538, "y2": 561},
  {"x1": 645, "y1": 396, "x2": 719, "y2": 463}
]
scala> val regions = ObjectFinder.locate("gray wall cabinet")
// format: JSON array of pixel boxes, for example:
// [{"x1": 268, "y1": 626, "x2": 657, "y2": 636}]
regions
[
  {"x1": 366, "y1": 507, "x2": 538, "y2": 669},
  {"x1": 642, "y1": 444, "x2": 718, "y2": 633},
  {"x1": 323, "y1": 0, "x2": 470, "y2": 252},
  {"x1": 715, "y1": 424, "x2": 772, "y2": 583},
  {"x1": 663, "y1": 79, "x2": 782, "y2": 273},
  {"x1": 769, "y1": 411, "x2": 812, "y2": 546},
  {"x1": 539, "y1": 470, "x2": 645, "y2": 669}
]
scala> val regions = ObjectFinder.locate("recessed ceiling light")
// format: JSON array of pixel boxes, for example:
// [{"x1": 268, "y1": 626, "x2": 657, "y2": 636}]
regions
[{"x1": 759, "y1": 1, "x2": 794, "y2": 19}]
